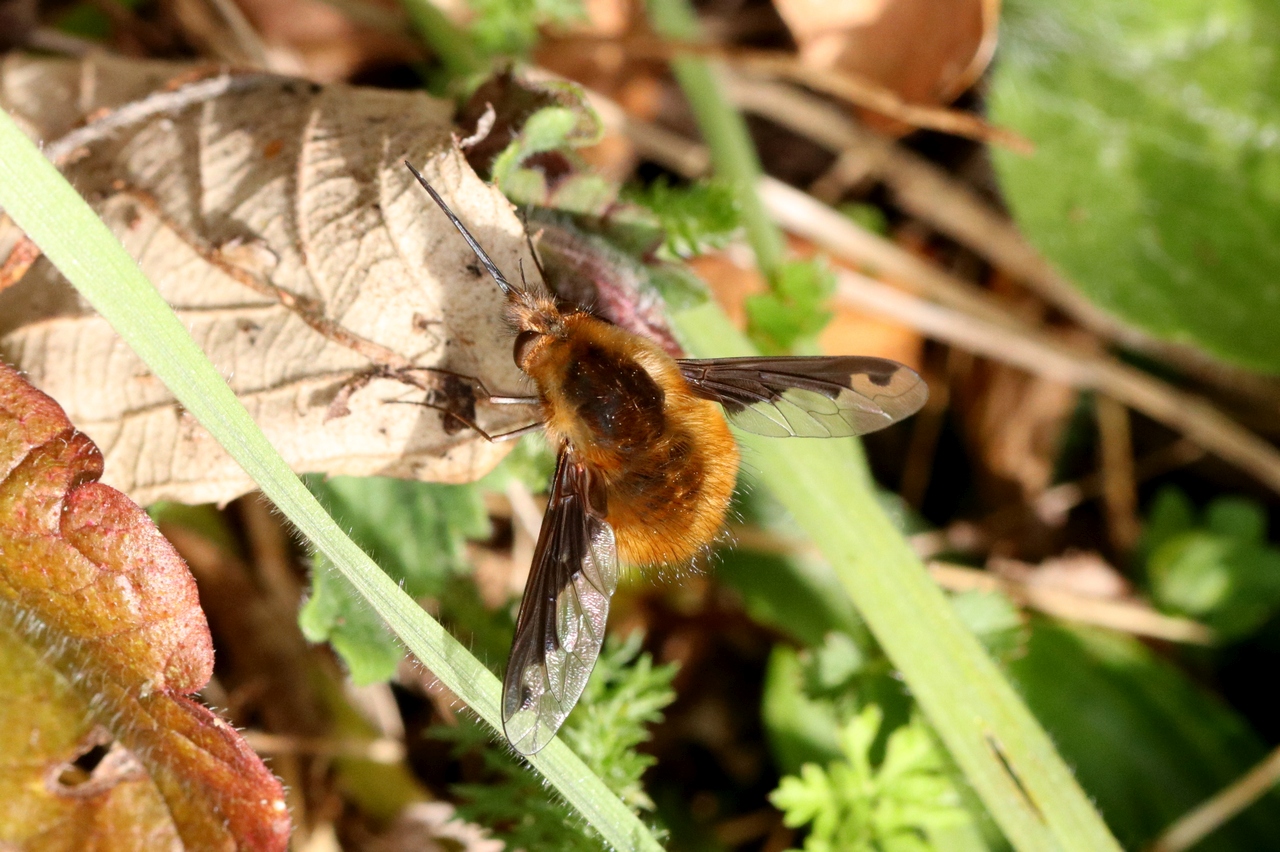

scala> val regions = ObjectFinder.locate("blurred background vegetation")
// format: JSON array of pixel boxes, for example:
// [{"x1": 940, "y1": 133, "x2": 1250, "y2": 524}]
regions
[{"x1": 4, "y1": 0, "x2": 1280, "y2": 849}]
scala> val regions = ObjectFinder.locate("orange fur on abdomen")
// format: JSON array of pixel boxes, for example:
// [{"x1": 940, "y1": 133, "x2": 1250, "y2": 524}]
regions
[
  {"x1": 527, "y1": 313, "x2": 740, "y2": 567},
  {"x1": 604, "y1": 393, "x2": 739, "y2": 566}
]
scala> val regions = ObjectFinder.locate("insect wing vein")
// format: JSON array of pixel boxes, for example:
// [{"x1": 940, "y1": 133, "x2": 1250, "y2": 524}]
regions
[
  {"x1": 677, "y1": 356, "x2": 928, "y2": 438},
  {"x1": 502, "y1": 449, "x2": 617, "y2": 755}
]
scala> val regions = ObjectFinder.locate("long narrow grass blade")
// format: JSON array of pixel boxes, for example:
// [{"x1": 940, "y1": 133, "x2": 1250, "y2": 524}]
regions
[
  {"x1": 0, "y1": 108, "x2": 661, "y2": 852},
  {"x1": 672, "y1": 300, "x2": 1122, "y2": 852}
]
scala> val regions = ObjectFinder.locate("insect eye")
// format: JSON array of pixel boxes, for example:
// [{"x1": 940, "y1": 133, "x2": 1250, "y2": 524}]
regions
[{"x1": 514, "y1": 330, "x2": 543, "y2": 368}]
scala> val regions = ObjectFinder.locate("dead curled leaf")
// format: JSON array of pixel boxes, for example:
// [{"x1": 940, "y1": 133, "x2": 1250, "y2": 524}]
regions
[
  {"x1": 772, "y1": 0, "x2": 998, "y2": 132},
  {"x1": 0, "y1": 54, "x2": 537, "y2": 505},
  {"x1": 0, "y1": 361, "x2": 289, "y2": 850}
]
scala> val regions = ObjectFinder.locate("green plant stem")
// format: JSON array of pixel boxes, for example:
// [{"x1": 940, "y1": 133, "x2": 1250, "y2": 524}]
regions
[
  {"x1": 0, "y1": 109, "x2": 659, "y2": 852},
  {"x1": 399, "y1": 0, "x2": 484, "y2": 80},
  {"x1": 670, "y1": 300, "x2": 1121, "y2": 852},
  {"x1": 644, "y1": 0, "x2": 787, "y2": 282}
]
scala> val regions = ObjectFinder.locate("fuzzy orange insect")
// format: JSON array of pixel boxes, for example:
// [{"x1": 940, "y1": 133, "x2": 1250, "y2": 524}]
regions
[{"x1": 406, "y1": 162, "x2": 927, "y2": 755}]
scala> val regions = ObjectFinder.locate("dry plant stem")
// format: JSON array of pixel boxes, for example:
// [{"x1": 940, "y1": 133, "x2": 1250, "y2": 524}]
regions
[
  {"x1": 724, "y1": 75, "x2": 1280, "y2": 406},
  {"x1": 241, "y1": 731, "x2": 407, "y2": 763},
  {"x1": 731, "y1": 526, "x2": 1213, "y2": 645},
  {"x1": 205, "y1": 0, "x2": 272, "y2": 66},
  {"x1": 575, "y1": 78, "x2": 1280, "y2": 492},
  {"x1": 727, "y1": 50, "x2": 1031, "y2": 153},
  {"x1": 833, "y1": 267, "x2": 1280, "y2": 494},
  {"x1": 573, "y1": 37, "x2": 1026, "y2": 150},
  {"x1": 0, "y1": 231, "x2": 41, "y2": 292},
  {"x1": 1033, "y1": 439, "x2": 1204, "y2": 525},
  {"x1": 722, "y1": 74, "x2": 1158, "y2": 336},
  {"x1": 1095, "y1": 396, "x2": 1141, "y2": 554},
  {"x1": 1151, "y1": 745, "x2": 1280, "y2": 852},
  {"x1": 929, "y1": 562, "x2": 1214, "y2": 645}
]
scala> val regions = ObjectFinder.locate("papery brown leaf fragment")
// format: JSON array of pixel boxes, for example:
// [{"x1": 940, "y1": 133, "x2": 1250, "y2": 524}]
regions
[
  {"x1": 0, "y1": 55, "x2": 538, "y2": 505},
  {"x1": 0, "y1": 362, "x2": 289, "y2": 851},
  {"x1": 772, "y1": 0, "x2": 998, "y2": 135}
]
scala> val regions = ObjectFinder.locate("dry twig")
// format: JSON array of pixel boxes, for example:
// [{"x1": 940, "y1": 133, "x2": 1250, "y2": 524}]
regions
[
  {"x1": 830, "y1": 265, "x2": 1280, "y2": 495},
  {"x1": 723, "y1": 75, "x2": 1280, "y2": 409},
  {"x1": 574, "y1": 77, "x2": 1280, "y2": 494},
  {"x1": 1150, "y1": 746, "x2": 1280, "y2": 852},
  {"x1": 729, "y1": 525, "x2": 1213, "y2": 644}
]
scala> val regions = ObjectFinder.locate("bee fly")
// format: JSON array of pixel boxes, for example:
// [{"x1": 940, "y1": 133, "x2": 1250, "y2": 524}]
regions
[{"x1": 405, "y1": 162, "x2": 928, "y2": 755}]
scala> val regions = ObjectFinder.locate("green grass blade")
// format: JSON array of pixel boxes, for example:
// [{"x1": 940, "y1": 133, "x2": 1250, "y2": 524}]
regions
[
  {"x1": 671, "y1": 300, "x2": 1122, "y2": 852},
  {"x1": 0, "y1": 108, "x2": 661, "y2": 852}
]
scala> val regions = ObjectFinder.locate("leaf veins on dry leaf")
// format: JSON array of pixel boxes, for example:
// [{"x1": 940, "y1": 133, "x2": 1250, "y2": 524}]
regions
[
  {"x1": 0, "y1": 54, "x2": 537, "y2": 505},
  {"x1": 0, "y1": 361, "x2": 289, "y2": 850}
]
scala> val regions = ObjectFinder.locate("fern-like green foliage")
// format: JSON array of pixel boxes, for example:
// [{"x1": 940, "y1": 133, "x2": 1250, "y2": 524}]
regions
[
  {"x1": 770, "y1": 707, "x2": 970, "y2": 852},
  {"x1": 625, "y1": 178, "x2": 741, "y2": 259},
  {"x1": 561, "y1": 632, "x2": 678, "y2": 812},
  {"x1": 466, "y1": 0, "x2": 585, "y2": 57},
  {"x1": 436, "y1": 633, "x2": 678, "y2": 849},
  {"x1": 745, "y1": 257, "x2": 836, "y2": 353}
]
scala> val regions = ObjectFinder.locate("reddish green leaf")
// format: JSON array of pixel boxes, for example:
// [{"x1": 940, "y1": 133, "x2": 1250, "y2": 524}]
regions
[{"x1": 0, "y1": 362, "x2": 289, "y2": 851}]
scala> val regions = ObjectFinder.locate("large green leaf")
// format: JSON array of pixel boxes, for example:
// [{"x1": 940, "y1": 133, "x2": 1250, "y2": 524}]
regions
[
  {"x1": 1007, "y1": 622, "x2": 1280, "y2": 850},
  {"x1": 990, "y1": 0, "x2": 1280, "y2": 373}
]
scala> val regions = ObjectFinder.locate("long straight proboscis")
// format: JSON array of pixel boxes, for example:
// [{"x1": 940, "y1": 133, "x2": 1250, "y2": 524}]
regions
[{"x1": 405, "y1": 160, "x2": 516, "y2": 296}]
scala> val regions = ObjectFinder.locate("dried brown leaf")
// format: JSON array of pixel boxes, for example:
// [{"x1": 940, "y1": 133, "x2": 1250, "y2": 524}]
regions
[
  {"x1": 0, "y1": 56, "x2": 535, "y2": 504},
  {"x1": 772, "y1": 0, "x2": 998, "y2": 134},
  {"x1": 0, "y1": 361, "x2": 288, "y2": 850}
]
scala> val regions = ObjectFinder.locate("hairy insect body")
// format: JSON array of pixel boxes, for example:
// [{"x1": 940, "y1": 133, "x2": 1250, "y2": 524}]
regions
[
  {"x1": 406, "y1": 162, "x2": 926, "y2": 755},
  {"x1": 519, "y1": 302, "x2": 739, "y2": 567}
]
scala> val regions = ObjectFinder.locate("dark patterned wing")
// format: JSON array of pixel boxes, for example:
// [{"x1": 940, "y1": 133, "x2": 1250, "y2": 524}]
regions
[
  {"x1": 678, "y1": 356, "x2": 928, "y2": 438},
  {"x1": 502, "y1": 447, "x2": 617, "y2": 756}
]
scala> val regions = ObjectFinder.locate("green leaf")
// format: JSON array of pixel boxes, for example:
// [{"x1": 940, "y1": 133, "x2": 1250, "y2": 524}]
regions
[
  {"x1": 298, "y1": 476, "x2": 491, "y2": 682},
  {"x1": 466, "y1": 0, "x2": 585, "y2": 56},
  {"x1": 762, "y1": 644, "x2": 845, "y2": 775},
  {"x1": 1149, "y1": 531, "x2": 1280, "y2": 639},
  {"x1": 1006, "y1": 622, "x2": 1280, "y2": 850},
  {"x1": 490, "y1": 100, "x2": 606, "y2": 208},
  {"x1": 770, "y1": 708, "x2": 970, "y2": 852},
  {"x1": 811, "y1": 631, "x2": 867, "y2": 693},
  {"x1": 298, "y1": 564, "x2": 402, "y2": 684},
  {"x1": 625, "y1": 178, "x2": 741, "y2": 258},
  {"x1": 1136, "y1": 485, "x2": 1197, "y2": 567},
  {"x1": 990, "y1": 0, "x2": 1280, "y2": 372},
  {"x1": 744, "y1": 258, "x2": 836, "y2": 353},
  {"x1": 1142, "y1": 490, "x2": 1280, "y2": 639},
  {"x1": 312, "y1": 476, "x2": 490, "y2": 597},
  {"x1": 1205, "y1": 497, "x2": 1267, "y2": 542}
]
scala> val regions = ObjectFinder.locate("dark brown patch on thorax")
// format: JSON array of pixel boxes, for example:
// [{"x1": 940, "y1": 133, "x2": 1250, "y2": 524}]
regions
[{"x1": 560, "y1": 338, "x2": 666, "y2": 456}]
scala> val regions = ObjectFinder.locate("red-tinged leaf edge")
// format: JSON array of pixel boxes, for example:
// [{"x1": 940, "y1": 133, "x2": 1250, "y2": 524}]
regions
[{"x1": 0, "y1": 360, "x2": 290, "y2": 851}]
